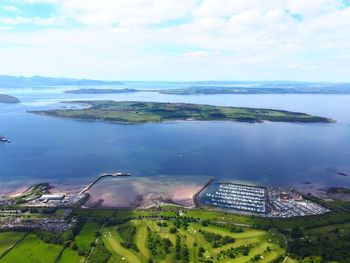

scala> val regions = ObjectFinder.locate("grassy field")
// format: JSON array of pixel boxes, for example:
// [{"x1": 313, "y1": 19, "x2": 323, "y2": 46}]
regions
[
  {"x1": 74, "y1": 221, "x2": 101, "y2": 252},
  {"x1": 0, "y1": 234, "x2": 61, "y2": 263},
  {"x1": 58, "y1": 248, "x2": 85, "y2": 263},
  {"x1": 31, "y1": 100, "x2": 333, "y2": 123},
  {"x1": 0, "y1": 232, "x2": 26, "y2": 257}
]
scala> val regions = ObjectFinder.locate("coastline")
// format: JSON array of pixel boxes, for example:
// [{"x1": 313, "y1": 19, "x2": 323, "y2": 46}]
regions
[
  {"x1": 2, "y1": 175, "x2": 350, "y2": 209},
  {"x1": 80, "y1": 175, "x2": 212, "y2": 209}
]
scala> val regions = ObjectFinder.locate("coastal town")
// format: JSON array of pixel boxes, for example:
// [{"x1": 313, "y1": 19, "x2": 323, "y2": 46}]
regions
[{"x1": 0, "y1": 173, "x2": 331, "y2": 233}]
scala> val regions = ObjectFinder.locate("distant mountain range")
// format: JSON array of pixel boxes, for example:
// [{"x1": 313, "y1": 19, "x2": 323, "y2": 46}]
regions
[{"x1": 0, "y1": 75, "x2": 124, "y2": 87}]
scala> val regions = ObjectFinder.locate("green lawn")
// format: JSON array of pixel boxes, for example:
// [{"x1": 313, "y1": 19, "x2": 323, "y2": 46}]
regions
[
  {"x1": 0, "y1": 232, "x2": 26, "y2": 257},
  {"x1": 103, "y1": 227, "x2": 141, "y2": 263},
  {"x1": 134, "y1": 221, "x2": 150, "y2": 260},
  {"x1": 0, "y1": 234, "x2": 61, "y2": 263}
]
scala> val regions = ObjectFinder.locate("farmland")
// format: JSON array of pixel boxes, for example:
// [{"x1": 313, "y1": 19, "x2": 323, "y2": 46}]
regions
[
  {"x1": 0, "y1": 234, "x2": 61, "y2": 263},
  {"x1": 74, "y1": 221, "x2": 101, "y2": 254},
  {"x1": 0, "y1": 232, "x2": 26, "y2": 257},
  {"x1": 58, "y1": 248, "x2": 85, "y2": 263}
]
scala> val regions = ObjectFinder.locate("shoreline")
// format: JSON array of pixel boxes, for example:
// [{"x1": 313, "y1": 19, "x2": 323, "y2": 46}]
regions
[
  {"x1": 83, "y1": 175, "x2": 212, "y2": 209},
  {"x1": 2, "y1": 175, "x2": 350, "y2": 208}
]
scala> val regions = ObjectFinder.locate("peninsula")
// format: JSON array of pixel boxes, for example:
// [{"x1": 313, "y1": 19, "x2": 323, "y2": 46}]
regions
[
  {"x1": 30, "y1": 100, "x2": 334, "y2": 123},
  {"x1": 0, "y1": 94, "x2": 20, "y2": 103},
  {"x1": 156, "y1": 85, "x2": 350, "y2": 95}
]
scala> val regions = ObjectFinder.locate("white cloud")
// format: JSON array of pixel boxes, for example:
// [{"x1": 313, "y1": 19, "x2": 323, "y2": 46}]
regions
[
  {"x1": 0, "y1": 0, "x2": 349, "y2": 81},
  {"x1": 59, "y1": 0, "x2": 197, "y2": 27},
  {"x1": 1, "y1": 5, "x2": 20, "y2": 12},
  {"x1": 0, "y1": 16, "x2": 57, "y2": 26}
]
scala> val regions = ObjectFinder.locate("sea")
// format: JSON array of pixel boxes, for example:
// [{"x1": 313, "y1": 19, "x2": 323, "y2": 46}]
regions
[{"x1": 1, "y1": 82, "x2": 350, "y2": 194}]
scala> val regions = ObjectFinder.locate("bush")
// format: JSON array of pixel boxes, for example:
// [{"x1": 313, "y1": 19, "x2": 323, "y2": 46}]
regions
[
  {"x1": 200, "y1": 230, "x2": 235, "y2": 247},
  {"x1": 117, "y1": 222, "x2": 139, "y2": 252},
  {"x1": 89, "y1": 240, "x2": 111, "y2": 263},
  {"x1": 169, "y1": 227, "x2": 177, "y2": 233}
]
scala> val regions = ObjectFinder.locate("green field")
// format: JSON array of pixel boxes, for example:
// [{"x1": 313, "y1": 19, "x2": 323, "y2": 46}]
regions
[
  {"x1": 31, "y1": 100, "x2": 333, "y2": 123},
  {"x1": 0, "y1": 234, "x2": 61, "y2": 263},
  {"x1": 58, "y1": 248, "x2": 85, "y2": 263},
  {"x1": 0, "y1": 232, "x2": 26, "y2": 257},
  {"x1": 74, "y1": 221, "x2": 101, "y2": 253}
]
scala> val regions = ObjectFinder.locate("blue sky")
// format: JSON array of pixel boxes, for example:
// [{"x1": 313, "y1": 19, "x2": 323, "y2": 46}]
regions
[
  {"x1": 0, "y1": 1, "x2": 55, "y2": 17},
  {"x1": 0, "y1": 0, "x2": 349, "y2": 81}
]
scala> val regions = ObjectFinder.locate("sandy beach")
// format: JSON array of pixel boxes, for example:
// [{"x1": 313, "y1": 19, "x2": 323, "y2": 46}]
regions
[{"x1": 84, "y1": 175, "x2": 211, "y2": 208}]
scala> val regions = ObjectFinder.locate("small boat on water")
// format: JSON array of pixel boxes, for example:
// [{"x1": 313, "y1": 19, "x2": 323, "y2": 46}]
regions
[{"x1": 0, "y1": 136, "x2": 10, "y2": 143}]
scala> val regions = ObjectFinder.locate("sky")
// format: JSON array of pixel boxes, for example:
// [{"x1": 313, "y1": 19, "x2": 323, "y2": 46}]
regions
[{"x1": 0, "y1": 0, "x2": 349, "y2": 81}]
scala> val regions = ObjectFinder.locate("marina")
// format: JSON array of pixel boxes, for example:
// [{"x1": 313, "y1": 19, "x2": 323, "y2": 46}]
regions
[{"x1": 197, "y1": 182, "x2": 329, "y2": 218}]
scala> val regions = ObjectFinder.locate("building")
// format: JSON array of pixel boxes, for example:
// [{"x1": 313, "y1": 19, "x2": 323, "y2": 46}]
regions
[{"x1": 39, "y1": 194, "x2": 65, "y2": 202}]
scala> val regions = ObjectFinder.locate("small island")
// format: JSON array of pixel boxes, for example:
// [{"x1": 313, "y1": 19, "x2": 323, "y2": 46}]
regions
[
  {"x1": 30, "y1": 100, "x2": 335, "y2": 124},
  {"x1": 65, "y1": 88, "x2": 138, "y2": 94},
  {"x1": 0, "y1": 94, "x2": 20, "y2": 103}
]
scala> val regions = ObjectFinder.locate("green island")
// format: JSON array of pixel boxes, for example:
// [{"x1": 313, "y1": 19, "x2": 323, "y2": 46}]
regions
[
  {"x1": 0, "y1": 94, "x2": 20, "y2": 104},
  {"x1": 30, "y1": 101, "x2": 334, "y2": 124},
  {"x1": 0, "y1": 200, "x2": 350, "y2": 263}
]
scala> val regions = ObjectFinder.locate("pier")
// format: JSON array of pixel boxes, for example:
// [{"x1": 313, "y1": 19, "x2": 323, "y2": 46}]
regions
[
  {"x1": 79, "y1": 172, "x2": 130, "y2": 194},
  {"x1": 193, "y1": 178, "x2": 214, "y2": 207}
]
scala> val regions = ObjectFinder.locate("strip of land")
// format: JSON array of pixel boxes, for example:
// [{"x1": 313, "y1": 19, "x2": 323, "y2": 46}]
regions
[
  {"x1": 65, "y1": 88, "x2": 137, "y2": 94},
  {"x1": 29, "y1": 100, "x2": 334, "y2": 124},
  {"x1": 63, "y1": 84, "x2": 350, "y2": 95},
  {"x1": 156, "y1": 85, "x2": 350, "y2": 95}
]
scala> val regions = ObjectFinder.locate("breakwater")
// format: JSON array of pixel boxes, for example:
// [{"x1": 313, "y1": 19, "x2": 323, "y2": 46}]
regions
[{"x1": 79, "y1": 172, "x2": 130, "y2": 194}]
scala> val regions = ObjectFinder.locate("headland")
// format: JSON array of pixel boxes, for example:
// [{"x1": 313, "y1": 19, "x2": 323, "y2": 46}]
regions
[{"x1": 0, "y1": 94, "x2": 20, "y2": 104}]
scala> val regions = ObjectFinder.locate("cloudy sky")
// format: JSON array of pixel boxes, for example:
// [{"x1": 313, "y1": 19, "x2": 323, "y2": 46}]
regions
[{"x1": 0, "y1": 0, "x2": 349, "y2": 81}]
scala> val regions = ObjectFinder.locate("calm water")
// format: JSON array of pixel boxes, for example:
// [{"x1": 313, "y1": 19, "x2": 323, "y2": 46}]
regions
[{"x1": 1, "y1": 83, "x2": 350, "y2": 192}]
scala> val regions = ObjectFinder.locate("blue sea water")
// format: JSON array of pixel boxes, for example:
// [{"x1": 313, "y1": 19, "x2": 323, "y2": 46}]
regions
[{"x1": 1, "y1": 82, "x2": 350, "y2": 192}]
